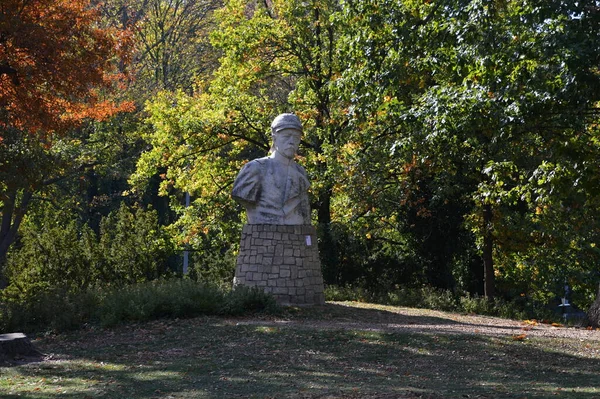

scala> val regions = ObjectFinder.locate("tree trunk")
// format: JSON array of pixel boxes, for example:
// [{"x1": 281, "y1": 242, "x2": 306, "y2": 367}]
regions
[
  {"x1": 0, "y1": 333, "x2": 43, "y2": 361},
  {"x1": 482, "y1": 203, "x2": 495, "y2": 299},
  {"x1": 0, "y1": 254, "x2": 6, "y2": 289},
  {"x1": 0, "y1": 189, "x2": 32, "y2": 288},
  {"x1": 588, "y1": 282, "x2": 600, "y2": 328},
  {"x1": 316, "y1": 185, "x2": 338, "y2": 284}
]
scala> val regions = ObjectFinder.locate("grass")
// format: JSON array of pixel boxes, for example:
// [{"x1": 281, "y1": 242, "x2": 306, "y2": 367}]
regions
[{"x1": 1, "y1": 302, "x2": 599, "y2": 398}]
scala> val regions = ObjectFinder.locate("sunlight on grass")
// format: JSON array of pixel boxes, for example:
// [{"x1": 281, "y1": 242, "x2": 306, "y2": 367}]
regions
[
  {"x1": 254, "y1": 326, "x2": 280, "y2": 333},
  {"x1": 1, "y1": 359, "x2": 129, "y2": 396},
  {"x1": 535, "y1": 382, "x2": 600, "y2": 395}
]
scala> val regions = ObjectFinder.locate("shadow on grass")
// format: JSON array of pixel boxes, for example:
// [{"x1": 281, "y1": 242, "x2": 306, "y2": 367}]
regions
[
  {"x1": 287, "y1": 302, "x2": 462, "y2": 325},
  {"x1": 2, "y1": 304, "x2": 599, "y2": 399},
  {"x1": 283, "y1": 302, "x2": 528, "y2": 334}
]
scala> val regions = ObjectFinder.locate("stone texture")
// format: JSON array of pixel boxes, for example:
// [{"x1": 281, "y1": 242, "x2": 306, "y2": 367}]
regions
[{"x1": 233, "y1": 224, "x2": 325, "y2": 306}]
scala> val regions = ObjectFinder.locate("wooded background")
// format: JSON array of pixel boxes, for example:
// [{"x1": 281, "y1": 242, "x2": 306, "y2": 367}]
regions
[{"x1": 1, "y1": 0, "x2": 599, "y2": 313}]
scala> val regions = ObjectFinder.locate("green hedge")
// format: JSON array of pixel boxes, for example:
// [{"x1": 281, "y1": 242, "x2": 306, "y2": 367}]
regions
[{"x1": 0, "y1": 279, "x2": 279, "y2": 333}]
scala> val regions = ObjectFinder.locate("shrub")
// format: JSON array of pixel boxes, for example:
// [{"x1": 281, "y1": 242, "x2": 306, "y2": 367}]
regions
[
  {"x1": 0, "y1": 279, "x2": 280, "y2": 333},
  {"x1": 326, "y1": 284, "x2": 459, "y2": 312},
  {"x1": 188, "y1": 247, "x2": 237, "y2": 289},
  {"x1": 4, "y1": 204, "x2": 176, "y2": 307},
  {"x1": 383, "y1": 287, "x2": 424, "y2": 308},
  {"x1": 3, "y1": 220, "x2": 100, "y2": 304},
  {"x1": 324, "y1": 284, "x2": 371, "y2": 302},
  {"x1": 417, "y1": 286, "x2": 458, "y2": 311},
  {"x1": 98, "y1": 204, "x2": 175, "y2": 284},
  {"x1": 95, "y1": 279, "x2": 225, "y2": 327},
  {"x1": 459, "y1": 293, "x2": 493, "y2": 315},
  {"x1": 325, "y1": 284, "x2": 547, "y2": 319},
  {"x1": 460, "y1": 294, "x2": 529, "y2": 320},
  {"x1": 0, "y1": 287, "x2": 99, "y2": 333},
  {"x1": 220, "y1": 286, "x2": 280, "y2": 315}
]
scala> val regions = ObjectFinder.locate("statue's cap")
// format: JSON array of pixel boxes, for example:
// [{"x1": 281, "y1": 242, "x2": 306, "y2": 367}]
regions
[{"x1": 271, "y1": 113, "x2": 303, "y2": 134}]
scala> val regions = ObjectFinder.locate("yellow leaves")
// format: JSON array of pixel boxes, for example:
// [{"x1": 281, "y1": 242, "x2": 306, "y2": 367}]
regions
[
  {"x1": 340, "y1": 141, "x2": 361, "y2": 157},
  {"x1": 535, "y1": 206, "x2": 543, "y2": 215}
]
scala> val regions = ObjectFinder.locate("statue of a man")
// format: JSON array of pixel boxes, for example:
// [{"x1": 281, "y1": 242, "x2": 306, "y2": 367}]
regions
[{"x1": 232, "y1": 113, "x2": 311, "y2": 225}]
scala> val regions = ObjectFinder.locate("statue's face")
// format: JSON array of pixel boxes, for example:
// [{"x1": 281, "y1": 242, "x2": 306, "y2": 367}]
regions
[{"x1": 273, "y1": 128, "x2": 301, "y2": 159}]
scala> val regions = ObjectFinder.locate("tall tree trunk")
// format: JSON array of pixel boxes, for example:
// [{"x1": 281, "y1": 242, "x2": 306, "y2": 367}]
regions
[
  {"x1": 587, "y1": 281, "x2": 600, "y2": 328},
  {"x1": 0, "y1": 253, "x2": 6, "y2": 289},
  {"x1": 482, "y1": 203, "x2": 495, "y2": 299},
  {"x1": 316, "y1": 185, "x2": 338, "y2": 284},
  {"x1": 0, "y1": 189, "x2": 32, "y2": 288}
]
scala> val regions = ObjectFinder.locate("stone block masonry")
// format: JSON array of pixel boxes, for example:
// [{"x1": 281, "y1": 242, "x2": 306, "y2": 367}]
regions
[{"x1": 234, "y1": 224, "x2": 325, "y2": 305}]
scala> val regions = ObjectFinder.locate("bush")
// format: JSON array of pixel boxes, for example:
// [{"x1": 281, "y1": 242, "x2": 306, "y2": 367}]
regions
[
  {"x1": 326, "y1": 285, "x2": 459, "y2": 312},
  {"x1": 0, "y1": 287, "x2": 99, "y2": 333},
  {"x1": 0, "y1": 279, "x2": 280, "y2": 333},
  {"x1": 99, "y1": 204, "x2": 175, "y2": 284},
  {"x1": 188, "y1": 247, "x2": 237, "y2": 289},
  {"x1": 3, "y1": 220, "x2": 100, "y2": 304},
  {"x1": 325, "y1": 284, "x2": 547, "y2": 319},
  {"x1": 95, "y1": 279, "x2": 225, "y2": 327},
  {"x1": 418, "y1": 286, "x2": 459, "y2": 312},
  {"x1": 3, "y1": 204, "x2": 176, "y2": 307},
  {"x1": 220, "y1": 286, "x2": 279, "y2": 315},
  {"x1": 324, "y1": 284, "x2": 371, "y2": 302},
  {"x1": 459, "y1": 293, "x2": 493, "y2": 315}
]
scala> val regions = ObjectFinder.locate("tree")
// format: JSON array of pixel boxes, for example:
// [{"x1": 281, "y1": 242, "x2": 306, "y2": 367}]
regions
[
  {"x1": 132, "y1": 0, "x2": 353, "y2": 276},
  {"x1": 0, "y1": 0, "x2": 133, "y2": 282},
  {"x1": 99, "y1": 0, "x2": 221, "y2": 99},
  {"x1": 0, "y1": 0, "x2": 132, "y2": 137},
  {"x1": 338, "y1": 0, "x2": 600, "y2": 299}
]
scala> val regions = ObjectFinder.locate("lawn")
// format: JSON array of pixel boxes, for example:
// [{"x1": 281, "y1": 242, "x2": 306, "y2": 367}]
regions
[{"x1": 1, "y1": 302, "x2": 599, "y2": 398}]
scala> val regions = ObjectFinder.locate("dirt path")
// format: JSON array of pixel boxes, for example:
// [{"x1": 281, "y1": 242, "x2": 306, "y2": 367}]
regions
[{"x1": 232, "y1": 301, "x2": 600, "y2": 342}]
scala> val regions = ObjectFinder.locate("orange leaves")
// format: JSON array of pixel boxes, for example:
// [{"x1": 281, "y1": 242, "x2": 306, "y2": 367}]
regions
[
  {"x1": 512, "y1": 334, "x2": 527, "y2": 341},
  {"x1": 61, "y1": 99, "x2": 136, "y2": 124},
  {"x1": 0, "y1": 0, "x2": 132, "y2": 137}
]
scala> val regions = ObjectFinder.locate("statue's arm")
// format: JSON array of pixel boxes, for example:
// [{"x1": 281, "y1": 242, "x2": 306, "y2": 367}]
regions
[{"x1": 231, "y1": 161, "x2": 261, "y2": 205}]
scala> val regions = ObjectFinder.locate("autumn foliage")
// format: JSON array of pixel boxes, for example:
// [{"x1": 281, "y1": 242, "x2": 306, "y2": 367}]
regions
[{"x1": 0, "y1": 0, "x2": 133, "y2": 138}]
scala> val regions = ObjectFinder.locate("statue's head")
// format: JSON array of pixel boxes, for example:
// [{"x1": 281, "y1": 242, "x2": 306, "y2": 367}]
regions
[{"x1": 270, "y1": 113, "x2": 303, "y2": 159}]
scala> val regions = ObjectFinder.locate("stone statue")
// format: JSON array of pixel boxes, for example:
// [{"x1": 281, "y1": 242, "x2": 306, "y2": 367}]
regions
[
  {"x1": 231, "y1": 113, "x2": 324, "y2": 305},
  {"x1": 232, "y1": 113, "x2": 311, "y2": 225}
]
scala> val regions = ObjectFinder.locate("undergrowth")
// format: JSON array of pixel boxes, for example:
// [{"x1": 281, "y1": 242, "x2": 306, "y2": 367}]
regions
[
  {"x1": 0, "y1": 279, "x2": 279, "y2": 333},
  {"x1": 1, "y1": 280, "x2": 560, "y2": 334},
  {"x1": 324, "y1": 284, "x2": 550, "y2": 321}
]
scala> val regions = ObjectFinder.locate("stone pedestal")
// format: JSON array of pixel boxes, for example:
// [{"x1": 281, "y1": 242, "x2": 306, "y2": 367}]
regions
[{"x1": 234, "y1": 224, "x2": 325, "y2": 305}]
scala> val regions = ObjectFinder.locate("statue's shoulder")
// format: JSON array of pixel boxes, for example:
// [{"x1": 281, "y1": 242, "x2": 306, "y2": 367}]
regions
[
  {"x1": 291, "y1": 161, "x2": 308, "y2": 176},
  {"x1": 239, "y1": 157, "x2": 268, "y2": 173},
  {"x1": 252, "y1": 156, "x2": 270, "y2": 166},
  {"x1": 233, "y1": 157, "x2": 269, "y2": 201}
]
